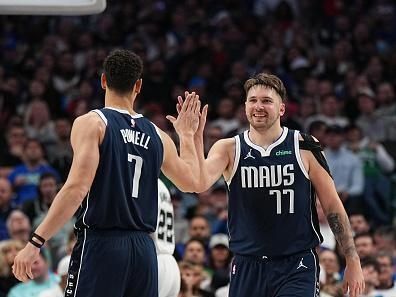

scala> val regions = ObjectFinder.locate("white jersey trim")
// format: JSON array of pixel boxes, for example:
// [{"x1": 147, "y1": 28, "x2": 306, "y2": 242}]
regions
[
  {"x1": 294, "y1": 130, "x2": 309, "y2": 180},
  {"x1": 82, "y1": 191, "x2": 90, "y2": 228},
  {"x1": 72, "y1": 228, "x2": 87, "y2": 297},
  {"x1": 104, "y1": 107, "x2": 143, "y2": 118},
  {"x1": 309, "y1": 186, "x2": 322, "y2": 243},
  {"x1": 243, "y1": 127, "x2": 288, "y2": 157},
  {"x1": 92, "y1": 109, "x2": 107, "y2": 126},
  {"x1": 310, "y1": 249, "x2": 319, "y2": 297},
  {"x1": 152, "y1": 123, "x2": 163, "y2": 140},
  {"x1": 226, "y1": 136, "x2": 240, "y2": 186}
]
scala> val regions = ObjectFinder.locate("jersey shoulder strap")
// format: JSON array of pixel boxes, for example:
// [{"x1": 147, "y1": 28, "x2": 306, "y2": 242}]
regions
[{"x1": 299, "y1": 133, "x2": 332, "y2": 178}]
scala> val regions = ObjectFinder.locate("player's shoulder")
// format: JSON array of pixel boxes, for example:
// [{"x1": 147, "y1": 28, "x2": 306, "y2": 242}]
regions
[
  {"x1": 74, "y1": 111, "x2": 105, "y2": 126},
  {"x1": 71, "y1": 112, "x2": 106, "y2": 140},
  {"x1": 217, "y1": 137, "x2": 236, "y2": 147}
]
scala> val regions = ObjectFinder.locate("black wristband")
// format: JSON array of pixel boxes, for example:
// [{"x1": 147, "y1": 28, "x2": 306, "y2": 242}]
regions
[
  {"x1": 32, "y1": 232, "x2": 46, "y2": 244},
  {"x1": 29, "y1": 232, "x2": 46, "y2": 248},
  {"x1": 29, "y1": 238, "x2": 42, "y2": 248}
]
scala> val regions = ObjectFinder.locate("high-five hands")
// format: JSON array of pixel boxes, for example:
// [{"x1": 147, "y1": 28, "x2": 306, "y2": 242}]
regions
[
  {"x1": 173, "y1": 92, "x2": 208, "y2": 137},
  {"x1": 166, "y1": 91, "x2": 201, "y2": 136}
]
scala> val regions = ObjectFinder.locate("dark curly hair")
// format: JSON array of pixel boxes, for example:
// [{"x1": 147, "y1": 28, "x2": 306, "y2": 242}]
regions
[{"x1": 103, "y1": 49, "x2": 143, "y2": 94}]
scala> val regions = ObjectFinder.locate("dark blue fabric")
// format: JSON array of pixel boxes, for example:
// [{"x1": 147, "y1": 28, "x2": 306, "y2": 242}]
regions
[
  {"x1": 75, "y1": 108, "x2": 163, "y2": 232},
  {"x1": 66, "y1": 229, "x2": 158, "y2": 297},
  {"x1": 229, "y1": 250, "x2": 320, "y2": 297}
]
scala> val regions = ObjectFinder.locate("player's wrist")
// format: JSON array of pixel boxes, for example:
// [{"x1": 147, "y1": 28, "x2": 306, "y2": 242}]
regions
[{"x1": 29, "y1": 232, "x2": 46, "y2": 249}]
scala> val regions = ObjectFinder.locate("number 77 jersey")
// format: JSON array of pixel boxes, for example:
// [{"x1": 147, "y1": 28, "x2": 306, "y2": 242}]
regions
[
  {"x1": 152, "y1": 179, "x2": 175, "y2": 255},
  {"x1": 227, "y1": 128, "x2": 323, "y2": 257},
  {"x1": 74, "y1": 107, "x2": 163, "y2": 233}
]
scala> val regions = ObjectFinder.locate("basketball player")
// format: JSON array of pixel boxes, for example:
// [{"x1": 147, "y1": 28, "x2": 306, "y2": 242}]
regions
[
  {"x1": 175, "y1": 73, "x2": 365, "y2": 297},
  {"x1": 153, "y1": 179, "x2": 180, "y2": 297},
  {"x1": 12, "y1": 49, "x2": 202, "y2": 297}
]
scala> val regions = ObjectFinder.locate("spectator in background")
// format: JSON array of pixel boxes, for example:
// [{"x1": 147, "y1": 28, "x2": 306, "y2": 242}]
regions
[
  {"x1": 360, "y1": 257, "x2": 381, "y2": 297},
  {"x1": 304, "y1": 94, "x2": 349, "y2": 131},
  {"x1": 354, "y1": 232, "x2": 376, "y2": 261},
  {"x1": 7, "y1": 138, "x2": 59, "y2": 205},
  {"x1": 46, "y1": 117, "x2": 72, "y2": 182},
  {"x1": 6, "y1": 210, "x2": 31, "y2": 244},
  {"x1": 39, "y1": 254, "x2": 71, "y2": 297},
  {"x1": 346, "y1": 124, "x2": 394, "y2": 225},
  {"x1": 373, "y1": 226, "x2": 396, "y2": 257},
  {"x1": 179, "y1": 261, "x2": 214, "y2": 297},
  {"x1": 319, "y1": 249, "x2": 342, "y2": 296},
  {"x1": 375, "y1": 252, "x2": 396, "y2": 296},
  {"x1": 0, "y1": 240, "x2": 23, "y2": 297},
  {"x1": 375, "y1": 82, "x2": 396, "y2": 117},
  {"x1": 308, "y1": 120, "x2": 328, "y2": 143},
  {"x1": 348, "y1": 211, "x2": 371, "y2": 235},
  {"x1": 317, "y1": 199, "x2": 336, "y2": 250},
  {"x1": 21, "y1": 173, "x2": 74, "y2": 266},
  {"x1": 207, "y1": 234, "x2": 232, "y2": 292},
  {"x1": 7, "y1": 250, "x2": 60, "y2": 297},
  {"x1": 47, "y1": 117, "x2": 73, "y2": 182},
  {"x1": 0, "y1": 178, "x2": 15, "y2": 240},
  {"x1": 204, "y1": 125, "x2": 224, "y2": 155},
  {"x1": 324, "y1": 125, "x2": 364, "y2": 213},
  {"x1": 355, "y1": 90, "x2": 387, "y2": 142},
  {"x1": 0, "y1": 124, "x2": 26, "y2": 178},
  {"x1": 211, "y1": 98, "x2": 239, "y2": 136},
  {"x1": 184, "y1": 216, "x2": 211, "y2": 248},
  {"x1": 183, "y1": 238, "x2": 208, "y2": 269},
  {"x1": 24, "y1": 100, "x2": 57, "y2": 150}
]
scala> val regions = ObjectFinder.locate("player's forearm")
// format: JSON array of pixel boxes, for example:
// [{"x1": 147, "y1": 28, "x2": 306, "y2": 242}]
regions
[
  {"x1": 34, "y1": 184, "x2": 86, "y2": 241},
  {"x1": 326, "y1": 209, "x2": 359, "y2": 261},
  {"x1": 194, "y1": 134, "x2": 213, "y2": 192},
  {"x1": 179, "y1": 133, "x2": 200, "y2": 190}
]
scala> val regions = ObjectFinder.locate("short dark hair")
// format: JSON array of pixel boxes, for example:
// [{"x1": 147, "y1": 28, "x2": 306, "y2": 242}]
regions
[
  {"x1": 103, "y1": 49, "x2": 143, "y2": 94},
  {"x1": 244, "y1": 73, "x2": 287, "y2": 102},
  {"x1": 361, "y1": 256, "x2": 380, "y2": 272}
]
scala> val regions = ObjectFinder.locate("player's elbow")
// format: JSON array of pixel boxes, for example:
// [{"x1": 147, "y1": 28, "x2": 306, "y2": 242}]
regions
[{"x1": 62, "y1": 182, "x2": 89, "y2": 204}]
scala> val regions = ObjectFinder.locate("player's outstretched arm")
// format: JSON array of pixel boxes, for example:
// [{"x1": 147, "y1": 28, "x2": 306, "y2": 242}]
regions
[
  {"x1": 162, "y1": 92, "x2": 202, "y2": 192},
  {"x1": 175, "y1": 94, "x2": 232, "y2": 192},
  {"x1": 12, "y1": 112, "x2": 102, "y2": 282},
  {"x1": 303, "y1": 145, "x2": 364, "y2": 297}
]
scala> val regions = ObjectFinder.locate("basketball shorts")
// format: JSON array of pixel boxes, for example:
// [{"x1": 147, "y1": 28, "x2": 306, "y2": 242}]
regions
[
  {"x1": 229, "y1": 249, "x2": 320, "y2": 297},
  {"x1": 157, "y1": 254, "x2": 180, "y2": 297},
  {"x1": 65, "y1": 229, "x2": 158, "y2": 297}
]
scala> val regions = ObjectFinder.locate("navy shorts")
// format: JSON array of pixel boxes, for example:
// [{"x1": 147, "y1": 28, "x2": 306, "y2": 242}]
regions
[
  {"x1": 64, "y1": 229, "x2": 158, "y2": 297},
  {"x1": 229, "y1": 249, "x2": 320, "y2": 297}
]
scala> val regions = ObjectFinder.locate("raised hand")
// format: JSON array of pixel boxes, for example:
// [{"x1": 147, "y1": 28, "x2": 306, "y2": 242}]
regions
[
  {"x1": 175, "y1": 93, "x2": 208, "y2": 138},
  {"x1": 166, "y1": 92, "x2": 201, "y2": 136}
]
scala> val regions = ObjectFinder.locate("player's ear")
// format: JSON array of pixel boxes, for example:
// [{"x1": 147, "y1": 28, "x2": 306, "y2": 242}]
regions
[
  {"x1": 135, "y1": 79, "x2": 143, "y2": 94},
  {"x1": 279, "y1": 102, "x2": 285, "y2": 116},
  {"x1": 101, "y1": 73, "x2": 106, "y2": 90}
]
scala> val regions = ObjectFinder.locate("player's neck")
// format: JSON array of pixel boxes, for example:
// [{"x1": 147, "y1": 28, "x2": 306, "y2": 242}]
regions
[
  {"x1": 105, "y1": 92, "x2": 137, "y2": 115},
  {"x1": 248, "y1": 125, "x2": 283, "y2": 149}
]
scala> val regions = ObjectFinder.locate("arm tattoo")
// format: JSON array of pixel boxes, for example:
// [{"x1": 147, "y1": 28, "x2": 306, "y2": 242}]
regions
[{"x1": 327, "y1": 213, "x2": 357, "y2": 259}]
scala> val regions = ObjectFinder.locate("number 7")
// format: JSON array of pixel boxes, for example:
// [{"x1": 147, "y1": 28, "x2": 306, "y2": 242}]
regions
[{"x1": 128, "y1": 154, "x2": 143, "y2": 198}]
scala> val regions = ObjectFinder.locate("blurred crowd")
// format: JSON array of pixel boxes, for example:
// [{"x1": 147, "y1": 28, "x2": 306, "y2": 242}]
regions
[{"x1": 0, "y1": 0, "x2": 396, "y2": 296}]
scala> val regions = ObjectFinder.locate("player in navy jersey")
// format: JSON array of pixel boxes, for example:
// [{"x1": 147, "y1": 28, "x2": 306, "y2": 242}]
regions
[
  {"x1": 174, "y1": 73, "x2": 364, "y2": 297},
  {"x1": 12, "y1": 49, "x2": 203, "y2": 297}
]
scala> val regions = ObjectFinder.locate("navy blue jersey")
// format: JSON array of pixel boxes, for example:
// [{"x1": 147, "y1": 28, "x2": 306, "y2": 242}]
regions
[
  {"x1": 75, "y1": 107, "x2": 163, "y2": 232},
  {"x1": 227, "y1": 127, "x2": 322, "y2": 257}
]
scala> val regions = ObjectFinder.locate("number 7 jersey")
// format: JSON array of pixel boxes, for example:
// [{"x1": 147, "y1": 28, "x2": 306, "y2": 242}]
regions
[
  {"x1": 75, "y1": 107, "x2": 163, "y2": 232},
  {"x1": 227, "y1": 127, "x2": 323, "y2": 257}
]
